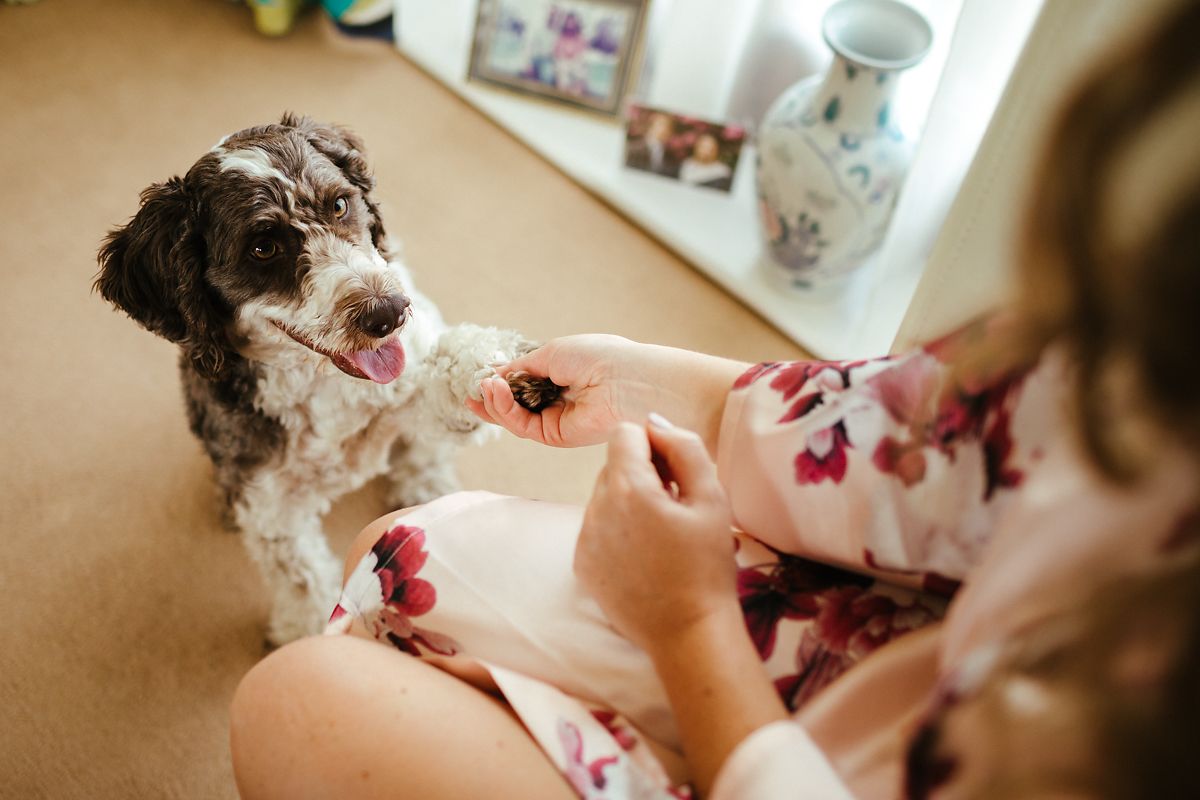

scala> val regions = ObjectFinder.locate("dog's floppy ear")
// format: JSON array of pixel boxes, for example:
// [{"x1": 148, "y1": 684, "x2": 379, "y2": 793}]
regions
[
  {"x1": 280, "y1": 112, "x2": 388, "y2": 249},
  {"x1": 95, "y1": 178, "x2": 230, "y2": 380}
]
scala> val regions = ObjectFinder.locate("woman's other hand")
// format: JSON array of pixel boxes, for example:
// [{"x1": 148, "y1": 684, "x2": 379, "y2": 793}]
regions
[
  {"x1": 574, "y1": 416, "x2": 740, "y2": 655},
  {"x1": 466, "y1": 334, "x2": 749, "y2": 453},
  {"x1": 575, "y1": 417, "x2": 791, "y2": 796}
]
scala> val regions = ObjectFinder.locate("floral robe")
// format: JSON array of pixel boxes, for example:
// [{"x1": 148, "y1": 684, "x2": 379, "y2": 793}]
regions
[{"x1": 326, "y1": 333, "x2": 1198, "y2": 799}]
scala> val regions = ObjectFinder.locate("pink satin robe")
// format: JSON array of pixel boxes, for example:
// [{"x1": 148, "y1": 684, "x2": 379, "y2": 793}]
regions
[{"x1": 327, "y1": 339, "x2": 1197, "y2": 799}]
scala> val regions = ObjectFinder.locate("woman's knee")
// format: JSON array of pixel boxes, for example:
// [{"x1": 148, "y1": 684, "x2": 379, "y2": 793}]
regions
[
  {"x1": 230, "y1": 635, "x2": 423, "y2": 799},
  {"x1": 231, "y1": 633, "x2": 576, "y2": 800},
  {"x1": 230, "y1": 636, "x2": 340, "y2": 799}
]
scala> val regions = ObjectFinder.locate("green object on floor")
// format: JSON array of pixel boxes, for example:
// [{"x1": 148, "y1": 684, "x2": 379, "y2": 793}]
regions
[{"x1": 247, "y1": 0, "x2": 313, "y2": 37}]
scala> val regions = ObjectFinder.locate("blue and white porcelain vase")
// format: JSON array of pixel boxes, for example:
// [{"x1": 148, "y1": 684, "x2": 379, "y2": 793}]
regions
[{"x1": 756, "y1": 0, "x2": 932, "y2": 289}]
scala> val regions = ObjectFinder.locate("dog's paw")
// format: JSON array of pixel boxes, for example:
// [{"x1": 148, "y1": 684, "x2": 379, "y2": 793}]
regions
[
  {"x1": 505, "y1": 371, "x2": 563, "y2": 411},
  {"x1": 469, "y1": 364, "x2": 500, "y2": 402},
  {"x1": 427, "y1": 325, "x2": 518, "y2": 404}
]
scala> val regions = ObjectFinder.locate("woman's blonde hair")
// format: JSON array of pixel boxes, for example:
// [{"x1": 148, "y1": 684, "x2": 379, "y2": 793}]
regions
[
  {"x1": 914, "y1": 6, "x2": 1200, "y2": 796},
  {"x1": 922, "y1": 539, "x2": 1200, "y2": 800},
  {"x1": 1009, "y1": 0, "x2": 1200, "y2": 482}
]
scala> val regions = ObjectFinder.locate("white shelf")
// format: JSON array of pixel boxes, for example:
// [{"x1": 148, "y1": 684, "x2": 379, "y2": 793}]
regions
[{"x1": 393, "y1": 1, "x2": 910, "y2": 358}]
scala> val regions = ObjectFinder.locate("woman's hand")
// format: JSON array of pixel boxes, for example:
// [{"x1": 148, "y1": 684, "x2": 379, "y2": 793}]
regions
[
  {"x1": 465, "y1": 334, "x2": 750, "y2": 454},
  {"x1": 575, "y1": 417, "x2": 790, "y2": 797},
  {"x1": 574, "y1": 416, "x2": 740, "y2": 654}
]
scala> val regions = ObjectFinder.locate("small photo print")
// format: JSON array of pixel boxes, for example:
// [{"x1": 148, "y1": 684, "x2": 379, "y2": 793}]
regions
[
  {"x1": 623, "y1": 104, "x2": 747, "y2": 192},
  {"x1": 469, "y1": 0, "x2": 648, "y2": 117}
]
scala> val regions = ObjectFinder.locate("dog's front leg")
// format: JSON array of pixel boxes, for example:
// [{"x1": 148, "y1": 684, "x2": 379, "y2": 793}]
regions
[
  {"x1": 384, "y1": 323, "x2": 552, "y2": 506},
  {"x1": 385, "y1": 434, "x2": 463, "y2": 509},
  {"x1": 382, "y1": 324, "x2": 510, "y2": 508},
  {"x1": 233, "y1": 483, "x2": 342, "y2": 646},
  {"x1": 383, "y1": 324, "x2": 541, "y2": 508},
  {"x1": 416, "y1": 323, "x2": 542, "y2": 432}
]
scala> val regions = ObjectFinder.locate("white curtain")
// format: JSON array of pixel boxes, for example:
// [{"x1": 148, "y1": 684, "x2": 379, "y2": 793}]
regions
[
  {"x1": 892, "y1": 0, "x2": 1182, "y2": 351},
  {"x1": 860, "y1": 0, "x2": 1043, "y2": 354}
]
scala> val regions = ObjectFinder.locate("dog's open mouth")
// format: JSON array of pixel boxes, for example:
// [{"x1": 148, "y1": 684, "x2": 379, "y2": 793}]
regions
[{"x1": 272, "y1": 322, "x2": 406, "y2": 384}]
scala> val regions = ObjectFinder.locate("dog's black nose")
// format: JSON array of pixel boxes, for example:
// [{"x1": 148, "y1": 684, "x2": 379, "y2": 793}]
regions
[{"x1": 356, "y1": 295, "x2": 410, "y2": 338}]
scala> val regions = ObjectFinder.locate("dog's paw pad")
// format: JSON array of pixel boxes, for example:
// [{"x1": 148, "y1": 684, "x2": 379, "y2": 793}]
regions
[{"x1": 507, "y1": 371, "x2": 563, "y2": 412}]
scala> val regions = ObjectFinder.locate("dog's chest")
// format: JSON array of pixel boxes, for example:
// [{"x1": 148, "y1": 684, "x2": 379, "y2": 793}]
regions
[{"x1": 254, "y1": 360, "x2": 415, "y2": 489}]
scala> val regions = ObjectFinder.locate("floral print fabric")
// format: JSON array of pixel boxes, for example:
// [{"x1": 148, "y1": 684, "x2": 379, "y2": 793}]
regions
[
  {"x1": 324, "y1": 333, "x2": 1150, "y2": 799},
  {"x1": 327, "y1": 499, "x2": 943, "y2": 798},
  {"x1": 329, "y1": 524, "x2": 460, "y2": 656},
  {"x1": 717, "y1": 334, "x2": 1054, "y2": 585},
  {"x1": 735, "y1": 537, "x2": 942, "y2": 713}
]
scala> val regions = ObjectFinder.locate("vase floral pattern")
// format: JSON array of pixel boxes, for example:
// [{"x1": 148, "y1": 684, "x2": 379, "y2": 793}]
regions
[{"x1": 757, "y1": 0, "x2": 932, "y2": 288}]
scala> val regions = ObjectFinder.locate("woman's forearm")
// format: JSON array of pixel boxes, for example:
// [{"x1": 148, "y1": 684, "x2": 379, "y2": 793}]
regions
[
  {"x1": 646, "y1": 603, "x2": 789, "y2": 797},
  {"x1": 634, "y1": 346, "x2": 749, "y2": 457}
]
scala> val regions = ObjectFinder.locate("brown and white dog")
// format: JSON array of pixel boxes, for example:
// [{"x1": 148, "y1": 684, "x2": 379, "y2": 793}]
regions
[{"x1": 96, "y1": 114, "x2": 553, "y2": 644}]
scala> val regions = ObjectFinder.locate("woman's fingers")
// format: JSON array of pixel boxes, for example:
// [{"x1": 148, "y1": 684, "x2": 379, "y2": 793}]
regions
[
  {"x1": 645, "y1": 417, "x2": 722, "y2": 504},
  {"x1": 464, "y1": 396, "x2": 492, "y2": 424},
  {"x1": 494, "y1": 343, "x2": 554, "y2": 382},
  {"x1": 601, "y1": 420, "x2": 723, "y2": 504},
  {"x1": 481, "y1": 377, "x2": 542, "y2": 440},
  {"x1": 479, "y1": 377, "x2": 577, "y2": 447},
  {"x1": 603, "y1": 423, "x2": 662, "y2": 491},
  {"x1": 484, "y1": 376, "x2": 517, "y2": 416}
]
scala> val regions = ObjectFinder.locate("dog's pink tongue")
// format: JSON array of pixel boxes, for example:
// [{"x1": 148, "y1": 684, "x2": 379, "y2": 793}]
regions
[{"x1": 345, "y1": 339, "x2": 406, "y2": 384}]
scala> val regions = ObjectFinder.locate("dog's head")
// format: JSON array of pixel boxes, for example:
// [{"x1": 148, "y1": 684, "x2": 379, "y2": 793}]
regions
[{"x1": 96, "y1": 113, "x2": 411, "y2": 384}]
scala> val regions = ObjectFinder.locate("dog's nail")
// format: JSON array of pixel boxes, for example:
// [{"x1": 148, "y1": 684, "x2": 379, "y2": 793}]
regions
[{"x1": 648, "y1": 412, "x2": 674, "y2": 429}]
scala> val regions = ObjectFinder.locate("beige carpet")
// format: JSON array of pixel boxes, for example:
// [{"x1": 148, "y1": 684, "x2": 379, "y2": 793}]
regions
[{"x1": 0, "y1": 2, "x2": 804, "y2": 797}]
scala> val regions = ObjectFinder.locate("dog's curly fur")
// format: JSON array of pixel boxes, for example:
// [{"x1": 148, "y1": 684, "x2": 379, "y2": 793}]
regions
[{"x1": 96, "y1": 114, "x2": 548, "y2": 644}]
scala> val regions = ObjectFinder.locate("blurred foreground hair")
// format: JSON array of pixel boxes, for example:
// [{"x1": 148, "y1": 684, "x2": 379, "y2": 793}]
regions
[
  {"x1": 949, "y1": 2, "x2": 1200, "y2": 796},
  {"x1": 1008, "y1": 0, "x2": 1200, "y2": 482}
]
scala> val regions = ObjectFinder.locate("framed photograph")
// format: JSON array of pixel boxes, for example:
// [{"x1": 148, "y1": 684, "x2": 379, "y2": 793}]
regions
[
  {"x1": 468, "y1": 0, "x2": 649, "y2": 118},
  {"x1": 623, "y1": 104, "x2": 747, "y2": 192}
]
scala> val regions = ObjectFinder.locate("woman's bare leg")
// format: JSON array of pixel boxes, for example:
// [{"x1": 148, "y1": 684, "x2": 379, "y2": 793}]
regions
[
  {"x1": 232, "y1": 508, "x2": 574, "y2": 798},
  {"x1": 230, "y1": 634, "x2": 575, "y2": 800}
]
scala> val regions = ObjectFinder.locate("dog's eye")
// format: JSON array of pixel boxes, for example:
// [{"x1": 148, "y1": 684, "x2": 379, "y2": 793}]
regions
[
  {"x1": 250, "y1": 238, "x2": 278, "y2": 260},
  {"x1": 333, "y1": 196, "x2": 349, "y2": 219}
]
